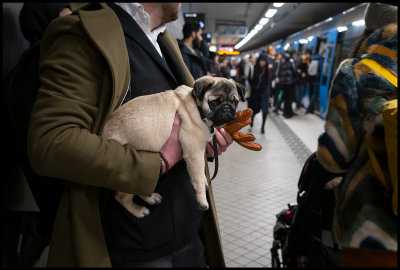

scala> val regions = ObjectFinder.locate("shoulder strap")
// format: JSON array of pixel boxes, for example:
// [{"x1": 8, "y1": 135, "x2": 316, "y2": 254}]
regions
[{"x1": 361, "y1": 58, "x2": 397, "y2": 87}]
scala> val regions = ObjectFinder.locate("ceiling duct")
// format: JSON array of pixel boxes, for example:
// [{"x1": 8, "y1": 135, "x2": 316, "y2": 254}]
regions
[{"x1": 215, "y1": 20, "x2": 247, "y2": 47}]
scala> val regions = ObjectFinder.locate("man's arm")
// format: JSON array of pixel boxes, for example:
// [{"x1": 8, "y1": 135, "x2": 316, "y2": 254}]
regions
[{"x1": 27, "y1": 16, "x2": 160, "y2": 196}]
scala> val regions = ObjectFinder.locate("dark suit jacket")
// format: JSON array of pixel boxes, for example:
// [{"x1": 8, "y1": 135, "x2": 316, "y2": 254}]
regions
[
  {"x1": 101, "y1": 3, "x2": 206, "y2": 264},
  {"x1": 179, "y1": 42, "x2": 207, "y2": 79}
]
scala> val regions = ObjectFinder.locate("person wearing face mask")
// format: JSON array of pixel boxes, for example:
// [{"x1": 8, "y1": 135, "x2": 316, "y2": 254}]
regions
[{"x1": 179, "y1": 21, "x2": 208, "y2": 79}]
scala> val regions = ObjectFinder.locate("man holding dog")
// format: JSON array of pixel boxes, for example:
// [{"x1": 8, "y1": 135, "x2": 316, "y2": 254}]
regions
[{"x1": 27, "y1": 2, "x2": 232, "y2": 267}]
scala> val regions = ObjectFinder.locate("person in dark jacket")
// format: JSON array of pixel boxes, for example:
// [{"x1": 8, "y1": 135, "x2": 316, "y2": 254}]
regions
[
  {"x1": 248, "y1": 52, "x2": 270, "y2": 134},
  {"x1": 179, "y1": 21, "x2": 207, "y2": 79},
  {"x1": 275, "y1": 51, "x2": 297, "y2": 118},
  {"x1": 19, "y1": 3, "x2": 71, "y2": 47},
  {"x1": 206, "y1": 51, "x2": 220, "y2": 77},
  {"x1": 296, "y1": 52, "x2": 309, "y2": 110},
  {"x1": 219, "y1": 58, "x2": 231, "y2": 79},
  {"x1": 2, "y1": 3, "x2": 71, "y2": 267},
  {"x1": 305, "y1": 52, "x2": 324, "y2": 114},
  {"x1": 272, "y1": 53, "x2": 283, "y2": 112}
]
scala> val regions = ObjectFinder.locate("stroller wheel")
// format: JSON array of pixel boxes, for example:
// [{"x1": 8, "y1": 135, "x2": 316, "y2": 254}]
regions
[{"x1": 270, "y1": 242, "x2": 281, "y2": 268}]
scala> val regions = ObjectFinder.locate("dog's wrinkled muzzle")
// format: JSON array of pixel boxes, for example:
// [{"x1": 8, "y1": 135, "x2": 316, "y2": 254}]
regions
[{"x1": 212, "y1": 106, "x2": 236, "y2": 126}]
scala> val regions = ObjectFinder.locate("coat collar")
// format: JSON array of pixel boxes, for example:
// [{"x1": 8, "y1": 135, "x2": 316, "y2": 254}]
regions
[
  {"x1": 74, "y1": 3, "x2": 130, "y2": 113},
  {"x1": 107, "y1": 2, "x2": 179, "y2": 86}
]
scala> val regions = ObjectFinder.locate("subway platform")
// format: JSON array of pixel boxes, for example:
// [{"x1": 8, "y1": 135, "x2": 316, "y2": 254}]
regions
[
  {"x1": 211, "y1": 101, "x2": 325, "y2": 267},
  {"x1": 34, "y1": 101, "x2": 325, "y2": 267}
]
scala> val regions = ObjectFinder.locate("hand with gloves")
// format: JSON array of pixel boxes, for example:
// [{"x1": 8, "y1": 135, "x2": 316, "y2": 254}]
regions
[{"x1": 220, "y1": 109, "x2": 262, "y2": 151}]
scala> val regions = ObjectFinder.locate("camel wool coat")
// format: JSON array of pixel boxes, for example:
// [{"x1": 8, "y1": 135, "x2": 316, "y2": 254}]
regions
[{"x1": 27, "y1": 3, "x2": 225, "y2": 267}]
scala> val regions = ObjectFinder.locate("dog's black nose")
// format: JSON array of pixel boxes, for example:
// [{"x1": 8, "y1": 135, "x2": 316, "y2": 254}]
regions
[{"x1": 223, "y1": 105, "x2": 230, "y2": 112}]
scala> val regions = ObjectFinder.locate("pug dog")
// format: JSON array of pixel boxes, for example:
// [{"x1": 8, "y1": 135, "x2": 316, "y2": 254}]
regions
[{"x1": 102, "y1": 76, "x2": 245, "y2": 218}]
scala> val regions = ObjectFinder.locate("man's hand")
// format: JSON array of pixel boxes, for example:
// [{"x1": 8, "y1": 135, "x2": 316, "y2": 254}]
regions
[
  {"x1": 160, "y1": 114, "x2": 183, "y2": 174},
  {"x1": 206, "y1": 128, "x2": 233, "y2": 157}
]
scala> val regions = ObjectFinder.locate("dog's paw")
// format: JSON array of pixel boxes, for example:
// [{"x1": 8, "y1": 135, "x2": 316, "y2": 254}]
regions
[
  {"x1": 196, "y1": 193, "x2": 209, "y2": 211},
  {"x1": 120, "y1": 200, "x2": 150, "y2": 218},
  {"x1": 139, "y1": 193, "x2": 162, "y2": 205},
  {"x1": 133, "y1": 206, "x2": 150, "y2": 218},
  {"x1": 115, "y1": 192, "x2": 150, "y2": 218},
  {"x1": 197, "y1": 201, "x2": 209, "y2": 211}
]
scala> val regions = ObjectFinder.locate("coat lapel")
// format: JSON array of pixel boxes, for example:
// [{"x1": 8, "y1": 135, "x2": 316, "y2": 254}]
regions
[
  {"x1": 77, "y1": 3, "x2": 130, "y2": 116},
  {"x1": 158, "y1": 33, "x2": 186, "y2": 86},
  {"x1": 161, "y1": 31, "x2": 195, "y2": 87},
  {"x1": 107, "y1": 3, "x2": 179, "y2": 85}
]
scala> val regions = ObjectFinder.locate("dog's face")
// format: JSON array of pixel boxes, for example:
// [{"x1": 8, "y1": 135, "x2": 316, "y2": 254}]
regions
[{"x1": 193, "y1": 76, "x2": 245, "y2": 128}]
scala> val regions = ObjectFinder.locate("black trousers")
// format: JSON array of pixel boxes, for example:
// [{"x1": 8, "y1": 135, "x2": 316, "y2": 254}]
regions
[
  {"x1": 281, "y1": 84, "x2": 295, "y2": 116},
  {"x1": 111, "y1": 234, "x2": 207, "y2": 267}
]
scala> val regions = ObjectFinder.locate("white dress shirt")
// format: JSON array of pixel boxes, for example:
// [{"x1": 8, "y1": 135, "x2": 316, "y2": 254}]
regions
[{"x1": 115, "y1": 3, "x2": 166, "y2": 58}]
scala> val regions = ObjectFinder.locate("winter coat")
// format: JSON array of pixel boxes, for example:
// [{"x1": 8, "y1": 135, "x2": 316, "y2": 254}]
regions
[
  {"x1": 26, "y1": 3, "x2": 225, "y2": 267},
  {"x1": 179, "y1": 43, "x2": 207, "y2": 79},
  {"x1": 297, "y1": 61, "x2": 308, "y2": 85},
  {"x1": 248, "y1": 64, "x2": 269, "y2": 114},
  {"x1": 317, "y1": 23, "x2": 397, "y2": 251},
  {"x1": 276, "y1": 55, "x2": 297, "y2": 85}
]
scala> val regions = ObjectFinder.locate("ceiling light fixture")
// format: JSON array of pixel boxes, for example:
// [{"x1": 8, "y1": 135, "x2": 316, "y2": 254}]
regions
[
  {"x1": 254, "y1": 24, "x2": 263, "y2": 31},
  {"x1": 273, "y1": 3, "x2": 284, "y2": 8},
  {"x1": 265, "y1": 9, "x2": 278, "y2": 18},
  {"x1": 259, "y1": 17, "x2": 269, "y2": 25}
]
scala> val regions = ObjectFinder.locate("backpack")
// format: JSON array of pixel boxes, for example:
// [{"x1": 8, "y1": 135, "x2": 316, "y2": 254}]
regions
[
  {"x1": 307, "y1": 59, "x2": 319, "y2": 76},
  {"x1": 3, "y1": 42, "x2": 64, "y2": 244}
]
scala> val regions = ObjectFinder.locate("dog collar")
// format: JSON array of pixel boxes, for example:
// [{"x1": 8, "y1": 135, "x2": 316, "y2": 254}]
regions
[
  {"x1": 197, "y1": 106, "x2": 214, "y2": 134},
  {"x1": 203, "y1": 117, "x2": 215, "y2": 134},
  {"x1": 192, "y1": 90, "x2": 215, "y2": 134}
]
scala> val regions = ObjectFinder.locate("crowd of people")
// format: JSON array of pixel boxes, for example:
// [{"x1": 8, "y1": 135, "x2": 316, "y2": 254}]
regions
[{"x1": 178, "y1": 22, "x2": 327, "y2": 134}]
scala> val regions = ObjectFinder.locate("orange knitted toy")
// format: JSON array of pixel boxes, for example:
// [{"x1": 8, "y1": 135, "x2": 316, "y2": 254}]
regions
[{"x1": 220, "y1": 109, "x2": 262, "y2": 151}]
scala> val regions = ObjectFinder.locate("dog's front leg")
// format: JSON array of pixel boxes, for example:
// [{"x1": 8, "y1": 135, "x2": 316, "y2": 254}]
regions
[{"x1": 183, "y1": 151, "x2": 209, "y2": 211}]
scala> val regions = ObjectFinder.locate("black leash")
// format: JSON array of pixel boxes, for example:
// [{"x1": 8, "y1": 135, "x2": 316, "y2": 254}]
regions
[
  {"x1": 210, "y1": 134, "x2": 218, "y2": 181},
  {"x1": 192, "y1": 90, "x2": 219, "y2": 181}
]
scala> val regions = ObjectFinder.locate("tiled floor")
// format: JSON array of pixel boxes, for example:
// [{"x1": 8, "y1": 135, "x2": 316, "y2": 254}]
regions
[{"x1": 211, "y1": 102, "x2": 325, "y2": 267}]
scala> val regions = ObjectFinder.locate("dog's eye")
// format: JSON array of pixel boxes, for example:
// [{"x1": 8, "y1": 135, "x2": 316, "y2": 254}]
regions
[
  {"x1": 233, "y1": 99, "x2": 239, "y2": 106},
  {"x1": 209, "y1": 99, "x2": 219, "y2": 107}
]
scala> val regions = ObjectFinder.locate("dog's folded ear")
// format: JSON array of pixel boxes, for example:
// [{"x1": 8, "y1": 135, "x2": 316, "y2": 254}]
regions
[
  {"x1": 193, "y1": 76, "x2": 215, "y2": 101},
  {"x1": 235, "y1": 82, "x2": 246, "y2": 102}
]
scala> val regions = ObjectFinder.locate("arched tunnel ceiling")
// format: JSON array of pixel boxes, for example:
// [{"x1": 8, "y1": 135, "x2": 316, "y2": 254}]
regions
[{"x1": 181, "y1": 3, "x2": 360, "y2": 52}]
